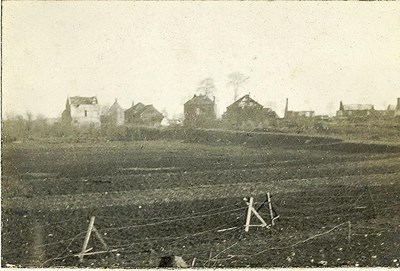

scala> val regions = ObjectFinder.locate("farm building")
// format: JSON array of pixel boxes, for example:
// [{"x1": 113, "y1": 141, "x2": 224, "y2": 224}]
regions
[
  {"x1": 125, "y1": 102, "x2": 164, "y2": 127},
  {"x1": 101, "y1": 99, "x2": 125, "y2": 126},
  {"x1": 61, "y1": 96, "x2": 101, "y2": 127},
  {"x1": 284, "y1": 98, "x2": 315, "y2": 118},
  {"x1": 336, "y1": 101, "x2": 375, "y2": 118},
  {"x1": 183, "y1": 94, "x2": 216, "y2": 128},
  {"x1": 223, "y1": 94, "x2": 277, "y2": 128}
]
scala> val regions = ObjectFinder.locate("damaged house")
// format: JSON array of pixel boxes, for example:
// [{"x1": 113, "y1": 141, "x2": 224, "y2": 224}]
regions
[
  {"x1": 223, "y1": 94, "x2": 278, "y2": 128},
  {"x1": 62, "y1": 96, "x2": 101, "y2": 127},
  {"x1": 183, "y1": 94, "x2": 216, "y2": 128},
  {"x1": 124, "y1": 102, "x2": 164, "y2": 127}
]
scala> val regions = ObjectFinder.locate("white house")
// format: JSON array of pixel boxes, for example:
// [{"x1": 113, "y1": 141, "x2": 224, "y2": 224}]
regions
[{"x1": 62, "y1": 96, "x2": 101, "y2": 127}]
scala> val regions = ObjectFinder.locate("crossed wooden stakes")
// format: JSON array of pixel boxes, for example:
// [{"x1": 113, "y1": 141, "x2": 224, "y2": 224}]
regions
[
  {"x1": 78, "y1": 193, "x2": 278, "y2": 262},
  {"x1": 77, "y1": 216, "x2": 117, "y2": 263},
  {"x1": 244, "y1": 192, "x2": 279, "y2": 232}
]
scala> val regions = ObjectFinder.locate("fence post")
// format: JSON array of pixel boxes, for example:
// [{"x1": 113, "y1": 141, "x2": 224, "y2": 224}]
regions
[
  {"x1": 267, "y1": 192, "x2": 275, "y2": 226},
  {"x1": 244, "y1": 197, "x2": 254, "y2": 232},
  {"x1": 79, "y1": 216, "x2": 96, "y2": 263}
]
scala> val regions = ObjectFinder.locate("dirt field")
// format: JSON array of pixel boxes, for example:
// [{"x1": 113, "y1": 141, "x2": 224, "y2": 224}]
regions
[{"x1": 2, "y1": 137, "x2": 400, "y2": 267}]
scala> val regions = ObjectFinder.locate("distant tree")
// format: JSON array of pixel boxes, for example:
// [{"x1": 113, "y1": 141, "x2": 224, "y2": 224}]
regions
[
  {"x1": 33, "y1": 114, "x2": 50, "y2": 137},
  {"x1": 227, "y1": 72, "x2": 249, "y2": 101},
  {"x1": 100, "y1": 104, "x2": 111, "y2": 116},
  {"x1": 197, "y1": 77, "x2": 216, "y2": 98},
  {"x1": 2, "y1": 114, "x2": 27, "y2": 141}
]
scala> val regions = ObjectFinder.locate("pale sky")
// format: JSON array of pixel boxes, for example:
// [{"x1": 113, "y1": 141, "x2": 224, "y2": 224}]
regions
[{"x1": 3, "y1": 2, "x2": 400, "y2": 119}]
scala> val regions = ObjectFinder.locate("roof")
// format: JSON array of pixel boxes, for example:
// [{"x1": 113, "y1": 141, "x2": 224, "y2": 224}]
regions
[
  {"x1": 140, "y1": 105, "x2": 163, "y2": 117},
  {"x1": 184, "y1": 94, "x2": 214, "y2": 106},
  {"x1": 69, "y1": 96, "x2": 98, "y2": 106},
  {"x1": 125, "y1": 103, "x2": 162, "y2": 117},
  {"x1": 108, "y1": 100, "x2": 124, "y2": 114},
  {"x1": 125, "y1": 102, "x2": 146, "y2": 114},
  {"x1": 227, "y1": 94, "x2": 263, "y2": 110},
  {"x1": 342, "y1": 104, "x2": 374, "y2": 111},
  {"x1": 262, "y1": 108, "x2": 278, "y2": 118}
]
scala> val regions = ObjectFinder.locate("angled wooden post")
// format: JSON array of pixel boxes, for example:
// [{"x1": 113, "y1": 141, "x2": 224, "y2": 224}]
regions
[
  {"x1": 92, "y1": 226, "x2": 108, "y2": 250},
  {"x1": 267, "y1": 192, "x2": 275, "y2": 226},
  {"x1": 79, "y1": 216, "x2": 96, "y2": 263}
]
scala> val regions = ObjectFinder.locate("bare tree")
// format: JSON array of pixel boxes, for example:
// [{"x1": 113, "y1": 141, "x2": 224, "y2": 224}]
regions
[
  {"x1": 25, "y1": 111, "x2": 34, "y2": 132},
  {"x1": 227, "y1": 72, "x2": 249, "y2": 101},
  {"x1": 197, "y1": 77, "x2": 216, "y2": 97}
]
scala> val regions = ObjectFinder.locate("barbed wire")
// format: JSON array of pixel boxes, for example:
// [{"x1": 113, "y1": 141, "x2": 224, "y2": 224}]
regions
[
  {"x1": 97, "y1": 207, "x2": 245, "y2": 232},
  {"x1": 95, "y1": 204, "x2": 242, "y2": 223},
  {"x1": 3, "y1": 184, "x2": 399, "y2": 268},
  {"x1": 2, "y1": 216, "x2": 82, "y2": 236}
]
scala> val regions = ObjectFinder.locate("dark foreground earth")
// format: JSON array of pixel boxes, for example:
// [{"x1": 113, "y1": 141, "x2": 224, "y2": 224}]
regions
[{"x1": 2, "y1": 137, "x2": 400, "y2": 268}]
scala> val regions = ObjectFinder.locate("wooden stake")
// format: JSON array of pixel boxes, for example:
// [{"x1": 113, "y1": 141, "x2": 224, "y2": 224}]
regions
[
  {"x1": 75, "y1": 249, "x2": 118, "y2": 257},
  {"x1": 244, "y1": 197, "x2": 254, "y2": 232},
  {"x1": 249, "y1": 205, "x2": 268, "y2": 227},
  {"x1": 217, "y1": 226, "x2": 238, "y2": 233},
  {"x1": 348, "y1": 221, "x2": 351, "y2": 245},
  {"x1": 92, "y1": 226, "x2": 108, "y2": 250},
  {"x1": 79, "y1": 216, "x2": 96, "y2": 263},
  {"x1": 267, "y1": 193, "x2": 275, "y2": 226},
  {"x1": 244, "y1": 197, "x2": 268, "y2": 232},
  {"x1": 207, "y1": 249, "x2": 213, "y2": 268}
]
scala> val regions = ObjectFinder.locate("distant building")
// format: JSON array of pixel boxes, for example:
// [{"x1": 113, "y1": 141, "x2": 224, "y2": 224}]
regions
[
  {"x1": 376, "y1": 104, "x2": 396, "y2": 117},
  {"x1": 124, "y1": 102, "x2": 164, "y2": 127},
  {"x1": 183, "y1": 94, "x2": 216, "y2": 127},
  {"x1": 62, "y1": 96, "x2": 101, "y2": 126},
  {"x1": 284, "y1": 98, "x2": 315, "y2": 118},
  {"x1": 336, "y1": 101, "x2": 375, "y2": 118},
  {"x1": 223, "y1": 94, "x2": 277, "y2": 128},
  {"x1": 107, "y1": 99, "x2": 125, "y2": 126}
]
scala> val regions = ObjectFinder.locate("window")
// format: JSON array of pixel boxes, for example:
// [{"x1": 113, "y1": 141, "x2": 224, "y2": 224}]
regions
[{"x1": 84, "y1": 110, "x2": 87, "y2": 117}]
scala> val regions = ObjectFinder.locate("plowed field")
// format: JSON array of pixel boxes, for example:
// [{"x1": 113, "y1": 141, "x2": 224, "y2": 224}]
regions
[{"x1": 2, "y1": 138, "x2": 400, "y2": 267}]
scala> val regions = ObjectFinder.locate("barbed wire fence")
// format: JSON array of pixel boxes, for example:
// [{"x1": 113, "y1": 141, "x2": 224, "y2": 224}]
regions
[{"x1": 2, "y1": 186, "x2": 399, "y2": 268}]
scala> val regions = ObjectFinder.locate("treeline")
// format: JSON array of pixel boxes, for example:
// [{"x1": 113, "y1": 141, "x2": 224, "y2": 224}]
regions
[
  {"x1": 2, "y1": 116, "x2": 185, "y2": 143},
  {"x1": 2, "y1": 114, "x2": 400, "y2": 144}
]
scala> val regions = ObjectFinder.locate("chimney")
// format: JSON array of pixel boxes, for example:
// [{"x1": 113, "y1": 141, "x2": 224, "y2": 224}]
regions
[
  {"x1": 132, "y1": 101, "x2": 134, "y2": 107},
  {"x1": 397, "y1": 98, "x2": 400, "y2": 108},
  {"x1": 339, "y1": 101, "x2": 344, "y2": 111},
  {"x1": 284, "y1": 98, "x2": 289, "y2": 118},
  {"x1": 115, "y1": 98, "x2": 118, "y2": 103}
]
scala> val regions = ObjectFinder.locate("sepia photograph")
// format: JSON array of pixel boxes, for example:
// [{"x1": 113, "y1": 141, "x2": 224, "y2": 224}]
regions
[{"x1": 2, "y1": 1, "x2": 400, "y2": 268}]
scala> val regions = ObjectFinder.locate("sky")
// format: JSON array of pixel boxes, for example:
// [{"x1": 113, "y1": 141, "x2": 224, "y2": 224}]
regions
[{"x1": 3, "y1": 2, "x2": 400, "y2": 119}]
